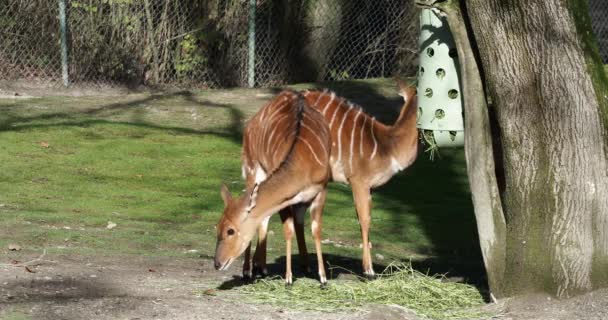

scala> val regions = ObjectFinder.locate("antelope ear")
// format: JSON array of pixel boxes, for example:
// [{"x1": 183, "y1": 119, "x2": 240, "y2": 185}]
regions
[
  {"x1": 396, "y1": 78, "x2": 416, "y2": 102},
  {"x1": 220, "y1": 184, "x2": 232, "y2": 206},
  {"x1": 245, "y1": 183, "x2": 259, "y2": 214}
]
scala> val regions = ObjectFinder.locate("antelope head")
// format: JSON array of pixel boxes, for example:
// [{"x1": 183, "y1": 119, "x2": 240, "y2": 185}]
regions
[{"x1": 214, "y1": 184, "x2": 258, "y2": 271}]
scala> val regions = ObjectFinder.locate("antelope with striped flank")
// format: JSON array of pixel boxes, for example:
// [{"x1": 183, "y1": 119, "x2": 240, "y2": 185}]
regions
[
  {"x1": 214, "y1": 90, "x2": 332, "y2": 286},
  {"x1": 307, "y1": 81, "x2": 419, "y2": 277},
  {"x1": 246, "y1": 81, "x2": 419, "y2": 278}
]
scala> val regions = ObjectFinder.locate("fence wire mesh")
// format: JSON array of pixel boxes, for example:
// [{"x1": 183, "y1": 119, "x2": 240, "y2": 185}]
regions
[
  {"x1": 589, "y1": 0, "x2": 608, "y2": 63},
  {"x1": 0, "y1": 1, "x2": 62, "y2": 86},
  {"x1": 0, "y1": 0, "x2": 606, "y2": 89}
]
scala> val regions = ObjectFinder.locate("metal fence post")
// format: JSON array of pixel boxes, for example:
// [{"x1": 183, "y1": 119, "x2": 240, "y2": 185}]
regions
[
  {"x1": 247, "y1": 0, "x2": 256, "y2": 88},
  {"x1": 58, "y1": 0, "x2": 69, "y2": 87}
]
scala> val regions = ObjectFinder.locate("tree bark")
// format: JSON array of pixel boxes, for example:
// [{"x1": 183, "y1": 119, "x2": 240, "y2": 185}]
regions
[
  {"x1": 301, "y1": 0, "x2": 343, "y2": 81},
  {"x1": 463, "y1": 0, "x2": 608, "y2": 297},
  {"x1": 416, "y1": 1, "x2": 508, "y2": 298}
]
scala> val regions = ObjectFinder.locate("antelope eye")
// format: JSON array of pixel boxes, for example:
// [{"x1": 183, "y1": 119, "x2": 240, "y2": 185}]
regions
[{"x1": 227, "y1": 228, "x2": 235, "y2": 236}]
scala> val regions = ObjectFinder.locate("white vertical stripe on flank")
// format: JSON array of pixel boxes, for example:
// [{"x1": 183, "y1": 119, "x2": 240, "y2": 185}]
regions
[
  {"x1": 350, "y1": 108, "x2": 362, "y2": 170},
  {"x1": 272, "y1": 141, "x2": 282, "y2": 161},
  {"x1": 298, "y1": 137, "x2": 324, "y2": 166},
  {"x1": 337, "y1": 105, "x2": 353, "y2": 164},
  {"x1": 267, "y1": 126, "x2": 278, "y2": 152},
  {"x1": 360, "y1": 116, "x2": 367, "y2": 157},
  {"x1": 266, "y1": 99, "x2": 289, "y2": 124},
  {"x1": 313, "y1": 90, "x2": 326, "y2": 108},
  {"x1": 321, "y1": 92, "x2": 336, "y2": 116},
  {"x1": 328, "y1": 98, "x2": 343, "y2": 128},
  {"x1": 302, "y1": 121, "x2": 328, "y2": 159},
  {"x1": 370, "y1": 118, "x2": 377, "y2": 160},
  {"x1": 266, "y1": 112, "x2": 288, "y2": 155}
]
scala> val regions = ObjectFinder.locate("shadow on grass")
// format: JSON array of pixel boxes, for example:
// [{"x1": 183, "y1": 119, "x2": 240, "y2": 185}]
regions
[{"x1": 0, "y1": 91, "x2": 245, "y2": 145}]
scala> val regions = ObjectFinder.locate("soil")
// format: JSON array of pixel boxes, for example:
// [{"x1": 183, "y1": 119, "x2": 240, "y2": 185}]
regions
[
  {"x1": 1, "y1": 253, "x2": 421, "y2": 320},
  {"x1": 2, "y1": 253, "x2": 607, "y2": 320}
]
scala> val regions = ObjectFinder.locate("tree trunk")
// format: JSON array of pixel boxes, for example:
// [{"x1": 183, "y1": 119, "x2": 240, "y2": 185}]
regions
[
  {"x1": 300, "y1": 0, "x2": 343, "y2": 81},
  {"x1": 427, "y1": 2, "x2": 508, "y2": 299},
  {"x1": 463, "y1": 0, "x2": 608, "y2": 297}
]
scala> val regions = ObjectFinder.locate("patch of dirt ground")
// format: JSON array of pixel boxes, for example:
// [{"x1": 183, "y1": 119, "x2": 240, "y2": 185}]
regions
[
  {"x1": 0, "y1": 253, "x2": 420, "y2": 320},
  {"x1": 1, "y1": 253, "x2": 607, "y2": 320}
]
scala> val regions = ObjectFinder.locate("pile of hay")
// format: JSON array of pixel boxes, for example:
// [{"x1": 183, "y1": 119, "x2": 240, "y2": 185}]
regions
[{"x1": 234, "y1": 263, "x2": 487, "y2": 319}]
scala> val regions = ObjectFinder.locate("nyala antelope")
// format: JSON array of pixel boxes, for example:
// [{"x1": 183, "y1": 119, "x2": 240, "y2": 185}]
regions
[
  {"x1": 214, "y1": 90, "x2": 332, "y2": 286},
  {"x1": 247, "y1": 81, "x2": 419, "y2": 278}
]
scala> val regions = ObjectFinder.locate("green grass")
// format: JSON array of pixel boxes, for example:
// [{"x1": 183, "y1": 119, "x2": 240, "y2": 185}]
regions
[
  {"x1": 0, "y1": 310, "x2": 32, "y2": 320},
  {"x1": 231, "y1": 263, "x2": 486, "y2": 319},
  {"x1": 0, "y1": 78, "x2": 482, "y2": 288}
]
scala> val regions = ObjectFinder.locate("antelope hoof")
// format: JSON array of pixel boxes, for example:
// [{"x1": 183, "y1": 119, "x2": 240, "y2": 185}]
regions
[
  {"x1": 319, "y1": 274, "x2": 328, "y2": 289},
  {"x1": 252, "y1": 266, "x2": 268, "y2": 278},
  {"x1": 242, "y1": 270, "x2": 253, "y2": 282},
  {"x1": 364, "y1": 273, "x2": 377, "y2": 281}
]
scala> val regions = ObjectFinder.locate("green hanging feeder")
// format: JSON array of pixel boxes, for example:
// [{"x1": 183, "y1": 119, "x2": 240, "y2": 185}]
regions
[{"x1": 417, "y1": 8, "x2": 464, "y2": 149}]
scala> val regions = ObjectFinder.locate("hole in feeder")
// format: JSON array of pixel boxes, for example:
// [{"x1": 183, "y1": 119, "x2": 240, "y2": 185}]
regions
[
  {"x1": 426, "y1": 48, "x2": 434, "y2": 57},
  {"x1": 417, "y1": 107, "x2": 423, "y2": 121},
  {"x1": 448, "y1": 89, "x2": 459, "y2": 99},
  {"x1": 436, "y1": 68, "x2": 446, "y2": 80},
  {"x1": 420, "y1": 67, "x2": 425, "y2": 75},
  {"x1": 425, "y1": 88, "x2": 433, "y2": 98},
  {"x1": 449, "y1": 48, "x2": 458, "y2": 58},
  {"x1": 435, "y1": 109, "x2": 445, "y2": 119},
  {"x1": 449, "y1": 131, "x2": 457, "y2": 141}
]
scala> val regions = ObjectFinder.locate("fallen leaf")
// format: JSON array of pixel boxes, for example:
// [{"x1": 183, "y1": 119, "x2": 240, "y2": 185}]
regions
[
  {"x1": 106, "y1": 221, "x2": 117, "y2": 230},
  {"x1": 24, "y1": 266, "x2": 35, "y2": 273},
  {"x1": 148, "y1": 268, "x2": 156, "y2": 272},
  {"x1": 8, "y1": 244, "x2": 21, "y2": 251},
  {"x1": 203, "y1": 289, "x2": 216, "y2": 296},
  {"x1": 135, "y1": 174, "x2": 143, "y2": 178},
  {"x1": 39, "y1": 141, "x2": 50, "y2": 148}
]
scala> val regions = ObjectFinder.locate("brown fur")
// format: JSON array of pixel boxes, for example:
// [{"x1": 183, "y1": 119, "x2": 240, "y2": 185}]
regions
[
  {"x1": 214, "y1": 90, "x2": 332, "y2": 285},
  {"x1": 246, "y1": 82, "x2": 419, "y2": 277}
]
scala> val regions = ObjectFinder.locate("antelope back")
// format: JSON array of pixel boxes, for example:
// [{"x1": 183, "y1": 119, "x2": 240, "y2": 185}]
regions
[
  {"x1": 303, "y1": 90, "x2": 384, "y2": 182},
  {"x1": 242, "y1": 90, "x2": 330, "y2": 183}
]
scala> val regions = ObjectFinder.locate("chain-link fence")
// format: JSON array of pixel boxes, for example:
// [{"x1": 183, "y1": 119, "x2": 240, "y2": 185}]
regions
[
  {"x1": 253, "y1": 0, "x2": 418, "y2": 86},
  {"x1": 0, "y1": 1, "x2": 606, "y2": 89},
  {"x1": 589, "y1": 0, "x2": 608, "y2": 63},
  {"x1": 0, "y1": 0, "x2": 418, "y2": 89}
]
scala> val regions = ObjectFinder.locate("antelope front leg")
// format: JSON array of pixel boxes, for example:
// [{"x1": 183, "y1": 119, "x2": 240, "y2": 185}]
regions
[
  {"x1": 352, "y1": 182, "x2": 375, "y2": 278},
  {"x1": 279, "y1": 207, "x2": 295, "y2": 286},
  {"x1": 310, "y1": 189, "x2": 328, "y2": 287},
  {"x1": 242, "y1": 243, "x2": 252, "y2": 280},
  {"x1": 252, "y1": 216, "x2": 270, "y2": 278}
]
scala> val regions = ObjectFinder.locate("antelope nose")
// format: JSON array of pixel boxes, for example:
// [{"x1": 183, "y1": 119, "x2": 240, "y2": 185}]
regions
[{"x1": 214, "y1": 259, "x2": 222, "y2": 270}]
